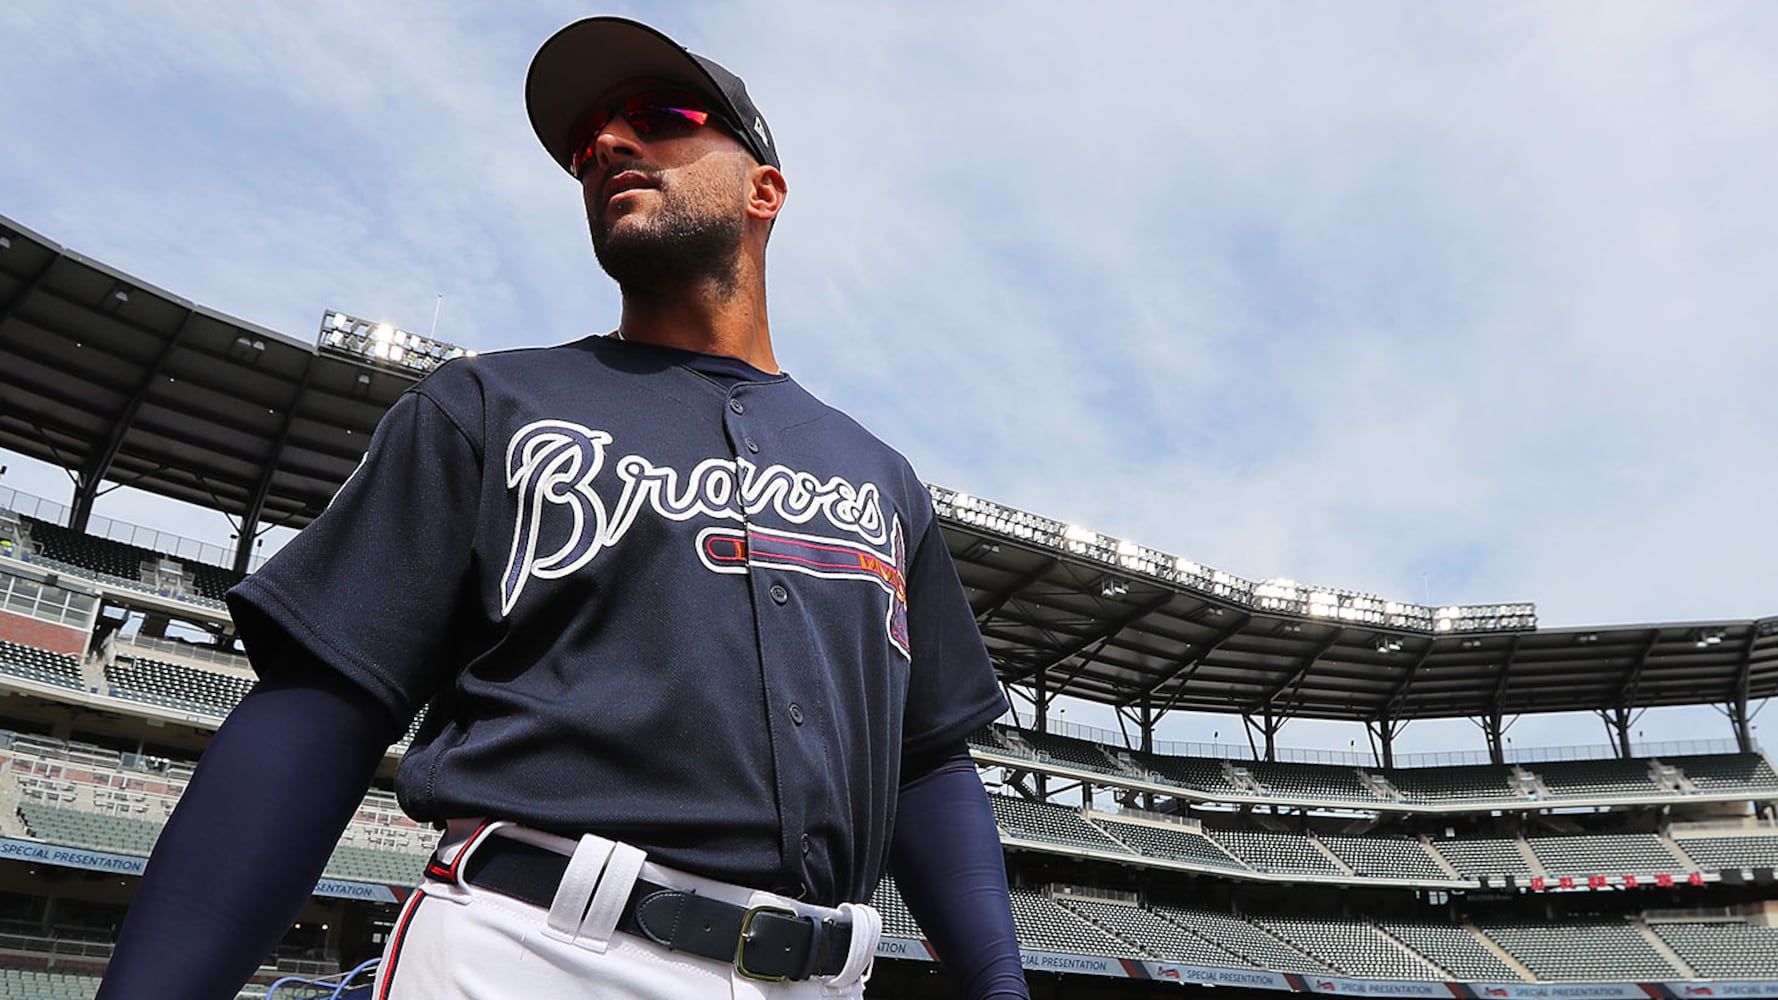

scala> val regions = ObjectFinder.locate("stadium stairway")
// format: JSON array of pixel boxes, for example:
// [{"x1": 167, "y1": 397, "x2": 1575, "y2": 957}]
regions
[
  {"x1": 1462, "y1": 921, "x2": 1536, "y2": 982},
  {"x1": 1635, "y1": 923, "x2": 1698, "y2": 980}
]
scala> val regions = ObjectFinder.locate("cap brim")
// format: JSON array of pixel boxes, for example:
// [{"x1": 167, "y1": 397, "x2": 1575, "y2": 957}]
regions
[{"x1": 526, "y1": 17, "x2": 737, "y2": 176}]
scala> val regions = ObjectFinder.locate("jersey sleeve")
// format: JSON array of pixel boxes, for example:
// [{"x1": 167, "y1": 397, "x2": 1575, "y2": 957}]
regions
[
  {"x1": 899, "y1": 513, "x2": 1008, "y2": 761},
  {"x1": 226, "y1": 383, "x2": 483, "y2": 723}
]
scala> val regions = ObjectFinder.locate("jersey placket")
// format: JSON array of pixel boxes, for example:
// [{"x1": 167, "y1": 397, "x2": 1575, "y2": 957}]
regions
[{"x1": 723, "y1": 381, "x2": 819, "y2": 899}]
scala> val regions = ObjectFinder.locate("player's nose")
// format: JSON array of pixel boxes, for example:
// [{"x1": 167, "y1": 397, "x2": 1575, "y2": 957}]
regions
[{"x1": 587, "y1": 117, "x2": 645, "y2": 176}]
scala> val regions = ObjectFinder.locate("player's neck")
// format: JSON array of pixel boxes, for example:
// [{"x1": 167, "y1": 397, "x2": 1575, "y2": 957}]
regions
[{"x1": 616, "y1": 277, "x2": 778, "y2": 374}]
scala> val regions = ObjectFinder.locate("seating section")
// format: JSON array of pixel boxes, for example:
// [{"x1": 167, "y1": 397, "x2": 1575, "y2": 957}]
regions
[
  {"x1": 323, "y1": 844, "x2": 429, "y2": 885},
  {"x1": 1649, "y1": 920, "x2": 1778, "y2": 979},
  {"x1": 1057, "y1": 896, "x2": 1249, "y2": 967},
  {"x1": 1318, "y1": 835, "x2": 1449, "y2": 881},
  {"x1": 1251, "y1": 915, "x2": 1442, "y2": 980},
  {"x1": 871, "y1": 874, "x2": 922, "y2": 940},
  {"x1": 0, "y1": 639, "x2": 82, "y2": 691},
  {"x1": 1526, "y1": 835, "x2": 1686, "y2": 875},
  {"x1": 1428, "y1": 838, "x2": 1536, "y2": 878},
  {"x1": 1479, "y1": 922, "x2": 1679, "y2": 981},
  {"x1": 1385, "y1": 765, "x2": 1520, "y2": 803},
  {"x1": 1243, "y1": 761, "x2": 1374, "y2": 802},
  {"x1": 1534, "y1": 758, "x2": 1665, "y2": 798},
  {"x1": 1679, "y1": 755, "x2": 1778, "y2": 795},
  {"x1": 986, "y1": 725, "x2": 1778, "y2": 811},
  {"x1": 105, "y1": 656, "x2": 253, "y2": 717},
  {"x1": 1154, "y1": 905, "x2": 1329, "y2": 974},
  {"x1": 187, "y1": 562, "x2": 246, "y2": 602},
  {"x1": 1377, "y1": 921, "x2": 1522, "y2": 981},
  {"x1": 23, "y1": 518, "x2": 148, "y2": 582},
  {"x1": 1092, "y1": 816, "x2": 1247, "y2": 870},
  {"x1": 1125, "y1": 749, "x2": 1227, "y2": 789},
  {"x1": 989, "y1": 796, "x2": 1130, "y2": 855},
  {"x1": 1005, "y1": 887, "x2": 1127, "y2": 954},
  {"x1": 0, "y1": 967, "x2": 102, "y2": 1000},
  {"x1": 17, "y1": 802, "x2": 162, "y2": 856},
  {"x1": 3, "y1": 733, "x2": 435, "y2": 887},
  {"x1": 1209, "y1": 829, "x2": 1344, "y2": 876},
  {"x1": 1012, "y1": 729, "x2": 1128, "y2": 776},
  {"x1": 1672, "y1": 834, "x2": 1778, "y2": 871}
]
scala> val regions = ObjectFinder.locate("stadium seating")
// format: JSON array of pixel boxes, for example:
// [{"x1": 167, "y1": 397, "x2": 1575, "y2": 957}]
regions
[
  {"x1": 1678, "y1": 754, "x2": 1778, "y2": 795},
  {"x1": 0, "y1": 966, "x2": 102, "y2": 1000},
  {"x1": 1124, "y1": 749, "x2": 1228, "y2": 790},
  {"x1": 1376, "y1": 921, "x2": 1524, "y2": 981},
  {"x1": 1243, "y1": 761, "x2": 1375, "y2": 803},
  {"x1": 1055, "y1": 895, "x2": 1250, "y2": 967},
  {"x1": 1526, "y1": 834, "x2": 1688, "y2": 875},
  {"x1": 1671, "y1": 833, "x2": 1778, "y2": 872},
  {"x1": 1535, "y1": 759, "x2": 1666, "y2": 798},
  {"x1": 0, "y1": 639, "x2": 83, "y2": 691},
  {"x1": 1250, "y1": 914, "x2": 1443, "y2": 979},
  {"x1": 22, "y1": 518, "x2": 149, "y2": 583},
  {"x1": 16, "y1": 802, "x2": 163, "y2": 856},
  {"x1": 1478, "y1": 922, "x2": 1680, "y2": 981},
  {"x1": 1010, "y1": 729, "x2": 1132, "y2": 777},
  {"x1": 1649, "y1": 919, "x2": 1778, "y2": 979},
  {"x1": 1152, "y1": 905, "x2": 1330, "y2": 974},
  {"x1": 870, "y1": 874, "x2": 923, "y2": 941},
  {"x1": 1004, "y1": 887, "x2": 1129, "y2": 954},
  {"x1": 1091, "y1": 815, "x2": 1249, "y2": 870},
  {"x1": 1384, "y1": 764, "x2": 1520, "y2": 804},
  {"x1": 1427, "y1": 838, "x2": 1537, "y2": 879},
  {"x1": 105, "y1": 656, "x2": 253, "y2": 717},
  {"x1": 1318, "y1": 834, "x2": 1451, "y2": 881},
  {"x1": 1207, "y1": 829, "x2": 1345, "y2": 876},
  {"x1": 988, "y1": 795, "x2": 1132, "y2": 855},
  {"x1": 187, "y1": 561, "x2": 246, "y2": 603},
  {"x1": 322, "y1": 844, "x2": 429, "y2": 886}
]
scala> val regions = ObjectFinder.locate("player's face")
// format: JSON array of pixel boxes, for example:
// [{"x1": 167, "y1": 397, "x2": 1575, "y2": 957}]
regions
[{"x1": 576, "y1": 81, "x2": 757, "y2": 296}]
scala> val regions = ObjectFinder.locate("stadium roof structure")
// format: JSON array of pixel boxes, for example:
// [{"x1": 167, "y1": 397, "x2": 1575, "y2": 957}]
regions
[
  {"x1": 0, "y1": 213, "x2": 461, "y2": 571},
  {"x1": 3, "y1": 210, "x2": 1774, "y2": 762},
  {"x1": 933, "y1": 486, "x2": 1778, "y2": 761}
]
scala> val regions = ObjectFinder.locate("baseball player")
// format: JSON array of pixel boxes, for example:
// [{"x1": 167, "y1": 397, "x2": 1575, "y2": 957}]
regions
[{"x1": 98, "y1": 16, "x2": 1030, "y2": 1000}]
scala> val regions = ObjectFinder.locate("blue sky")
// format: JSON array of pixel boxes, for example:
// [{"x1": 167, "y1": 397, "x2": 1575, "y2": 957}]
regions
[{"x1": 3, "y1": 2, "x2": 1775, "y2": 757}]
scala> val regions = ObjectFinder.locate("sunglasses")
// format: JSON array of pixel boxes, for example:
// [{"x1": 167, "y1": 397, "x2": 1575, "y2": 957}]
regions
[{"x1": 568, "y1": 88, "x2": 735, "y2": 179}]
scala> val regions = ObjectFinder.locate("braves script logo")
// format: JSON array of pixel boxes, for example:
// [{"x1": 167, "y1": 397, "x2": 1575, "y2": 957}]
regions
[{"x1": 501, "y1": 420, "x2": 908, "y2": 655}]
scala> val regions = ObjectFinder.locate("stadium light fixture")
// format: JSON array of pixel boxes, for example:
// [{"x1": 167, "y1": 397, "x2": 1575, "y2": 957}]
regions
[
  {"x1": 0, "y1": 232, "x2": 11, "y2": 251},
  {"x1": 925, "y1": 483, "x2": 1533, "y2": 636},
  {"x1": 318, "y1": 309, "x2": 476, "y2": 377}
]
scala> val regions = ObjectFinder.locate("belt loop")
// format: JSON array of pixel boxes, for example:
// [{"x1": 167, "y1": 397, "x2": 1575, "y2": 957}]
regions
[
  {"x1": 824, "y1": 901, "x2": 881, "y2": 991},
  {"x1": 450, "y1": 821, "x2": 510, "y2": 894},
  {"x1": 545, "y1": 833, "x2": 617, "y2": 945},
  {"x1": 579, "y1": 840, "x2": 645, "y2": 947}
]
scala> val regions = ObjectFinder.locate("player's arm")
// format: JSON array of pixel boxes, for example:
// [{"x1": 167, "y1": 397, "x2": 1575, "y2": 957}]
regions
[
  {"x1": 890, "y1": 740, "x2": 1030, "y2": 1000},
  {"x1": 97, "y1": 649, "x2": 400, "y2": 1000}
]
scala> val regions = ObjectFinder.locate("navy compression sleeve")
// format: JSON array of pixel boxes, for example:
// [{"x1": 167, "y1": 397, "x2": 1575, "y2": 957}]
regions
[
  {"x1": 890, "y1": 744, "x2": 1030, "y2": 1000},
  {"x1": 98, "y1": 659, "x2": 399, "y2": 1000}
]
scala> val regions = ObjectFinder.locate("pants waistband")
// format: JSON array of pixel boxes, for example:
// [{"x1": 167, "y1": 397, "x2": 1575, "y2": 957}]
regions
[{"x1": 427, "y1": 820, "x2": 881, "y2": 985}]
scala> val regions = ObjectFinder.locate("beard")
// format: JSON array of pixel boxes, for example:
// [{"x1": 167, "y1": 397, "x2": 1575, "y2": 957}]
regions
[{"x1": 590, "y1": 171, "x2": 746, "y2": 300}]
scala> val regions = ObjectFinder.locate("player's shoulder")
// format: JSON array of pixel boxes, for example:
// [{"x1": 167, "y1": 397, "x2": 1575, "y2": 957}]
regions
[
  {"x1": 776, "y1": 379, "x2": 935, "y2": 517},
  {"x1": 405, "y1": 336, "x2": 633, "y2": 410}
]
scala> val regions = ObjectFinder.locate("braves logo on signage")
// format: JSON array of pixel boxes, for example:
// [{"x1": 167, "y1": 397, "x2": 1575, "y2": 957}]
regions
[{"x1": 500, "y1": 420, "x2": 908, "y2": 657}]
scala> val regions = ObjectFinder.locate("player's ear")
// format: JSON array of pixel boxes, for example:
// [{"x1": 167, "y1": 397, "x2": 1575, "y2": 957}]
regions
[{"x1": 745, "y1": 164, "x2": 787, "y2": 223}]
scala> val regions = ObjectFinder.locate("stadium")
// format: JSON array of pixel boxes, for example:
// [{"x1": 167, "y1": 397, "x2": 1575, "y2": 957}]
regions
[{"x1": 0, "y1": 208, "x2": 1775, "y2": 1000}]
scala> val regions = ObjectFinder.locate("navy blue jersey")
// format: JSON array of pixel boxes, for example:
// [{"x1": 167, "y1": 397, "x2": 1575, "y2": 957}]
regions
[{"x1": 226, "y1": 335, "x2": 1006, "y2": 906}]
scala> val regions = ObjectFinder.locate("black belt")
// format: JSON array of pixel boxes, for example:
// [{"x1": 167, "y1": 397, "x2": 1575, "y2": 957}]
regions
[{"x1": 454, "y1": 837, "x2": 852, "y2": 983}]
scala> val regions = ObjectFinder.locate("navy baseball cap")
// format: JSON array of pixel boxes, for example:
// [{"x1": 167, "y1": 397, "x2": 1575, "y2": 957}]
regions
[{"x1": 525, "y1": 17, "x2": 780, "y2": 175}]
